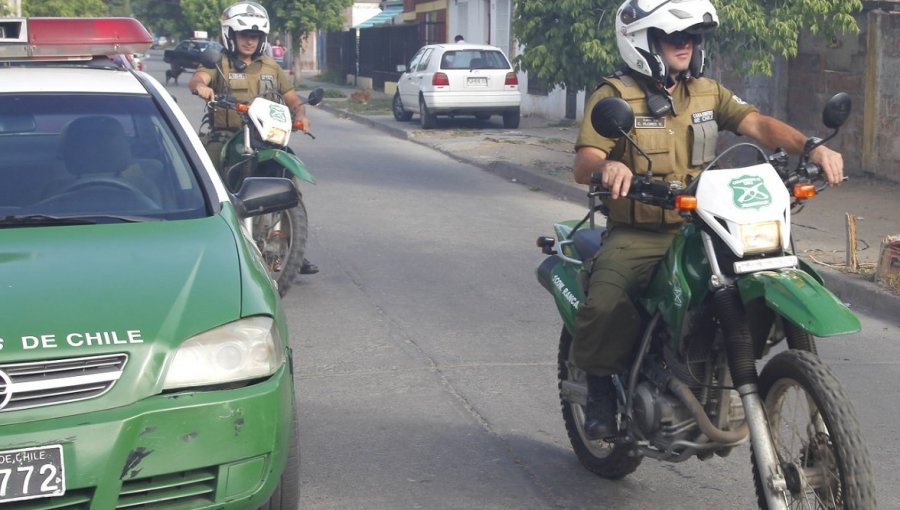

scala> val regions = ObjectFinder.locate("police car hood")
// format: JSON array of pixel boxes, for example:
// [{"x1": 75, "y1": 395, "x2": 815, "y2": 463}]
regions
[{"x1": 0, "y1": 216, "x2": 243, "y2": 364}]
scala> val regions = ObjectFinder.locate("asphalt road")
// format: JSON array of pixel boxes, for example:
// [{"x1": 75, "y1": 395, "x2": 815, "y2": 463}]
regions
[{"x1": 145, "y1": 52, "x2": 900, "y2": 509}]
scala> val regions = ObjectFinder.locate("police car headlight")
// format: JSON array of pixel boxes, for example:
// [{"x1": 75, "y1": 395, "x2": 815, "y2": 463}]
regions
[
  {"x1": 163, "y1": 316, "x2": 285, "y2": 390},
  {"x1": 740, "y1": 221, "x2": 781, "y2": 254}
]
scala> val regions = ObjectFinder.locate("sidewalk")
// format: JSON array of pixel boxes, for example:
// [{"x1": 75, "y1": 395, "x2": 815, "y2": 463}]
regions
[{"x1": 302, "y1": 73, "x2": 900, "y2": 323}]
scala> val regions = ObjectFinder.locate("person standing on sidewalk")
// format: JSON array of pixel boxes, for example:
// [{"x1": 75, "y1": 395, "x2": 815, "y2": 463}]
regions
[
  {"x1": 271, "y1": 37, "x2": 287, "y2": 69},
  {"x1": 571, "y1": 0, "x2": 845, "y2": 439},
  {"x1": 189, "y1": 1, "x2": 319, "y2": 275}
]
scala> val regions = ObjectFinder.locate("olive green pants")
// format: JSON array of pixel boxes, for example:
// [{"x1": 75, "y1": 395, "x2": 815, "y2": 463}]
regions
[
  {"x1": 572, "y1": 225, "x2": 676, "y2": 376},
  {"x1": 200, "y1": 130, "x2": 239, "y2": 183}
]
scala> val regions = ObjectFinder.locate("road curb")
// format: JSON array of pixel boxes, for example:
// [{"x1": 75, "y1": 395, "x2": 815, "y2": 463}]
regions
[
  {"x1": 816, "y1": 265, "x2": 900, "y2": 324},
  {"x1": 321, "y1": 105, "x2": 900, "y2": 324}
]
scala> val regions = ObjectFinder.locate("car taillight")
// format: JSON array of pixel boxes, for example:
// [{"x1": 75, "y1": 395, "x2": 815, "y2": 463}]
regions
[
  {"x1": 432, "y1": 72, "x2": 450, "y2": 86},
  {"x1": 505, "y1": 73, "x2": 518, "y2": 86}
]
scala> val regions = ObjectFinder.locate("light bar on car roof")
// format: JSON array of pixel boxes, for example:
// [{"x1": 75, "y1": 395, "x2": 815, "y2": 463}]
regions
[{"x1": 0, "y1": 17, "x2": 152, "y2": 61}]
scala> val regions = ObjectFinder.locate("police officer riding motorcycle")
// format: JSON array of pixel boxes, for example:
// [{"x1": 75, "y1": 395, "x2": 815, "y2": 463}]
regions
[
  {"x1": 536, "y1": 1, "x2": 876, "y2": 507},
  {"x1": 189, "y1": 1, "x2": 320, "y2": 293}
]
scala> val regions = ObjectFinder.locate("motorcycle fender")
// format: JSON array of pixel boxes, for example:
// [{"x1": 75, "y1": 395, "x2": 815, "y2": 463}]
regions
[
  {"x1": 257, "y1": 148, "x2": 316, "y2": 184},
  {"x1": 536, "y1": 255, "x2": 583, "y2": 333},
  {"x1": 737, "y1": 269, "x2": 860, "y2": 337}
]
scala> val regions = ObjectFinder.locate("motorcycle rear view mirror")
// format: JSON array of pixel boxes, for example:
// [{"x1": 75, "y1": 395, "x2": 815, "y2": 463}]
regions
[
  {"x1": 198, "y1": 47, "x2": 221, "y2": 70},
  {"x1": 822, "y1": 92, "x2": 851, "y2": 130},
  {"x1": 590, "y1": 97, "x2": 654, "y2": 178},
  {"x1": 590, "y1": 97, "x2": 635, "y2": 138},
  {"x1": 306, "y1": 87, "x2": 325, "y2": 106}
]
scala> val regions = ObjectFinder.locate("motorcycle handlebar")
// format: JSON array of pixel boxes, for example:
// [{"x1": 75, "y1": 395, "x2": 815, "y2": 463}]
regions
[
  {"x1": 590, "y1": 175, "x2": 677, "y2": 209},
  {"x1": 201, "y1": 94, "x2": 316, "y2": 139}
]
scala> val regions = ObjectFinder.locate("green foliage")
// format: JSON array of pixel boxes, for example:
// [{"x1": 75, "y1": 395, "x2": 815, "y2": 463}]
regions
[
  {"x1": 711, "y1": 0, "x2": 862, "y2": 76},
  {"x1": 22, "y1": 0, "x2": 108, "y2": 16},
  {"x1": 106, "y1": 0, "x2": 132, "y2": 17},
  {"x1": 512, "y1": 0, "x2": 862, "y2": 92},
  {"x1": 129, "y1": 0, "x2": 352, "y2": 47},
  {"x1": 266, "y1": 0, "x2": 354, "y2": 37},
  {"x1": 129, "y1": 0, "x2": 191, "y2": 39},
  {"x1": 322, "y1": 88, "x2": 348, "y2": 98},
  {"x1": 180, "y1": 0, "x2": 231, "y2": 40}
]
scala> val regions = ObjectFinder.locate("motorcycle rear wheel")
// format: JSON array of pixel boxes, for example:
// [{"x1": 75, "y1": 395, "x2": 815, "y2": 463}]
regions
[
  {"x1": 251, "y1": 185, "x2": 308, "y2": 296},
  {"x1": 558, "y1": 327, "x2": 641, "y2": 479},
  {"x1": 752, "y1": 349, "x2": 875, "y2": 509}
]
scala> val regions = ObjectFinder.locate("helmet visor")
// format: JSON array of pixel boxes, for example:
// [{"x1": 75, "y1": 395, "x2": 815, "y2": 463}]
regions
[{"x1": 655, "y1": 30, "x2": 701, "y2": 47}]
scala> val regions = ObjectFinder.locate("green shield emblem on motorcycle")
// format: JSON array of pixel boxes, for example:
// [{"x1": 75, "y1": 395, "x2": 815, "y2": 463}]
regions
[
  {"x1": 269, "y1": 104, "x2": 288, "y2": 122},
  {"x1": 729, "y1": 175, "x2": 772, "y2": 209}
]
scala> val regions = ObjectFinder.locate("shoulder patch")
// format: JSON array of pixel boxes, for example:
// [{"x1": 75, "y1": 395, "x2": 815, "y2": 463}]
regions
[
  {"x1": 732, "y1": 95, "x2": 748, "y2": 105},
  {"x1": 635, "y1": 116, "x2": 666, "y2": 129}
]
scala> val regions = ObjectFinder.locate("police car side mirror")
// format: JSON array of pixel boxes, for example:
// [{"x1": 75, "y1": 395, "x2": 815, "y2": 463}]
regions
[
  {"x1": 234, "y1": 177, "x2": 300, "y2": 218},
  {"x1": 198, "y1": 47, "x2": 221, "y2": 69},
  {"x1": 590, "y1": 97, "x2": 634, "y2": 138}
]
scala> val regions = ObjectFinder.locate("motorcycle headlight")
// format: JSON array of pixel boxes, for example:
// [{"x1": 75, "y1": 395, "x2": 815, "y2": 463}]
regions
[
  {"x1": 740, "y1": 221, "x2": 781, "y2": 254},
  {"x1": 163, "y1": 316, "x2": 285, "y2": 390}
]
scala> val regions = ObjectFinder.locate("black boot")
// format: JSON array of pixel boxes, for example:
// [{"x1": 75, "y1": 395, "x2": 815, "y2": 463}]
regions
[
  {"x1": 583, "y1": 375, "x2": 617, "y2": 441},
  {"x1": 300, "y1": 258, "x2": 319, "y2": 275}
]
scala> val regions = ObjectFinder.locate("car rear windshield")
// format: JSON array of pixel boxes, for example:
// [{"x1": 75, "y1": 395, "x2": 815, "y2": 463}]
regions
[
  {"x1": 440, "y1": 50, "x2": 510, "y2": 70},
  {"x1": 0, "y1": 94, "x2": 208, "y2": 223}
]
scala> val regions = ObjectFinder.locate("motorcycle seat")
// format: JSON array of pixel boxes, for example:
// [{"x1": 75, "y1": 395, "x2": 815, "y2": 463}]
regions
[{"x1": 572, "y1": 227, "x2": 606, "y2": 260}]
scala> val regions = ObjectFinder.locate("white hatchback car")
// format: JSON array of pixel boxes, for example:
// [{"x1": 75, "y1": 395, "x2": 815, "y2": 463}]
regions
[{"x1": 393, "y1": 44, "x2": 521, "y2": 129}]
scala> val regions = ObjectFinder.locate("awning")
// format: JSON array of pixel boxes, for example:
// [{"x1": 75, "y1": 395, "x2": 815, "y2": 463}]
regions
[{"x1": 354, "y1": 6, "x2": 403, "y2": 29}]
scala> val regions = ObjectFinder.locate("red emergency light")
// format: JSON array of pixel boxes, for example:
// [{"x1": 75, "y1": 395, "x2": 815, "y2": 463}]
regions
[{"x1": 0, "y1": 17, "x2": 152, "y2": 61}]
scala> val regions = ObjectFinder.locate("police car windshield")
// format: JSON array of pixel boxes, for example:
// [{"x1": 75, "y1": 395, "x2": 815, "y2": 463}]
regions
[{"x1": 0, "y1": 94, "x2": 208, "y2": 222}]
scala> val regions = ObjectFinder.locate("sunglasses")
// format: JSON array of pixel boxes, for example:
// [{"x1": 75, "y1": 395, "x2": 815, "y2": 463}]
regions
[{"x1": 657, "y1": 31, "x2": 701, "y2": 47}]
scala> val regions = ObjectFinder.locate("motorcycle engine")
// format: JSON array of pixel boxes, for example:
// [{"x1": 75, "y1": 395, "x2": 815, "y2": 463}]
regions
[{"x1": 632, "y1": 382, "x2": 696, "y2": 441}]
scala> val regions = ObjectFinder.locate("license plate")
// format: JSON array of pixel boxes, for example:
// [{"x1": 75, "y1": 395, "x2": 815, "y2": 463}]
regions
[
  {"x1": 0, "y1": 445, "x2": 66, "y2": 503},
  {"x1": 467, "y1": 77, "x2": 488, "y2": 87}
]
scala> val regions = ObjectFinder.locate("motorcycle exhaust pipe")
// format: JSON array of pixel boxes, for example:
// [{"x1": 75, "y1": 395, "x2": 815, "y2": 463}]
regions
[{"x1": 668, "y1": 378, "x2": 749, "y2": 444}]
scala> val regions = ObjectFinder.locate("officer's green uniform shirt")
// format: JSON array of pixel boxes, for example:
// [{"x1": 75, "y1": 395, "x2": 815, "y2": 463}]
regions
[
  {"x1": 575, "y1": 76, "x2": 758, "y2": 228},
  {"x1": 197, "y1": 54, "x2": 294, "y2": 131},
  {"x1": 570, "y1": 74, "x2": 759, "y2": 376},
  {"x1": 576, "y1": 76, "x2": 757, "y2": 162}
]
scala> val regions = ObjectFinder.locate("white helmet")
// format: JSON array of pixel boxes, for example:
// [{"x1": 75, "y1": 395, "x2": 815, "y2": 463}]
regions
[
  {"x1": 221, "y1": 1, "x2": 270, "y2": 57},
  {"x1": 615, "y1": 0, "x2": 718, "y2": 84}
]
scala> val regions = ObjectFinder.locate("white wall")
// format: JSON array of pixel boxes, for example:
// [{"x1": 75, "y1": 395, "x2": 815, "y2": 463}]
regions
[
  {"x1": 449, "y1": 0, "x2": 489, "y2": 45},
  {"x1": 351, "y1": 4, "x2": 383, "y2": 27}
]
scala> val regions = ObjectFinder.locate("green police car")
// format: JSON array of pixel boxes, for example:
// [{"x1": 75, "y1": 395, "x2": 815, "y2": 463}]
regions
[{"x1": 0, "y1": 18, "x2": 299, "y2": 509}]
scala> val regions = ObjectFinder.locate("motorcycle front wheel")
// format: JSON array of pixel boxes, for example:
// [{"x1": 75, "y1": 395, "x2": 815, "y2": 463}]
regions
[
  {"x1": 752, "y1": 349, "x2": 876, "y2": 509},
  {"x1": 558, "y1": 327, "x2": 641, "y2": 479},
  {"x1": 251, "y1": 186, "x2": 308, "y2": 296}
]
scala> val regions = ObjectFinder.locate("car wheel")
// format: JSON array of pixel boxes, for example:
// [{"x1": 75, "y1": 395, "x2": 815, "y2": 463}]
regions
[
  {"x1": 258, "y1": 405, "x2": 300, "y2": 510},
  {"x1": 419, "y1": 97, "x2": 437, "y2": 129},
  {"x1": 474, "y1": 113, "x2": 491, "y2": 121},
  {"x1": 393, "y1": 92, "x2": 412, "y2": 121},
  {"x1": 502, "y1": 108, "x2": 520, "y2": 129}
]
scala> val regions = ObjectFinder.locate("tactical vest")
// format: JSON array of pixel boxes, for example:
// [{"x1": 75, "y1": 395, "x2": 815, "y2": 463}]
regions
[
  {"x1": 601, "y1": 74, "x2": 720, "y2": 228},
  {"x1": 212, "y1": 55, "x2": 284, "y2": 131}
]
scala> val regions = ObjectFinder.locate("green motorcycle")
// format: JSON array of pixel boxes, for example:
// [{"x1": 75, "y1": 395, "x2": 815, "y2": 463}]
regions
[{"x1": 536, "y1": 93, "x2": 875, "y2": 509}]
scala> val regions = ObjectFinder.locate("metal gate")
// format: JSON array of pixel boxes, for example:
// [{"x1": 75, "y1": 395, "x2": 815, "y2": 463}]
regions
[{"x1": 358, "y1": 24, "x2": 420, "y2": 90}]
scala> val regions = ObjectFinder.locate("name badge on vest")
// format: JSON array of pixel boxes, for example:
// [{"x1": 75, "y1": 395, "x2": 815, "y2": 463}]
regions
[
  {"x1": 228, "y1": 72, "x2": 247, "y2": 80},
  {"x1": 635, "y1": 116, "x2": 666, "y2": 129},
  {"x1": 692, "y1": 110, "x2": 714, "y2": 123}
]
